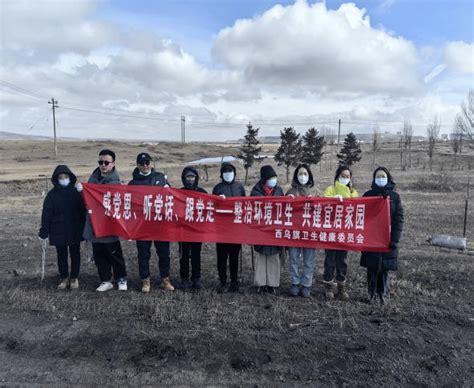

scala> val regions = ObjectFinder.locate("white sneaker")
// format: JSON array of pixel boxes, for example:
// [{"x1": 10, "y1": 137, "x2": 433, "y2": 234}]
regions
[
  {"x1": 96, "y1": 281, "x2": 113, "y2": 292},
  {"x1": 118, "y1": 279, "x2": 128, "y2": 291}
]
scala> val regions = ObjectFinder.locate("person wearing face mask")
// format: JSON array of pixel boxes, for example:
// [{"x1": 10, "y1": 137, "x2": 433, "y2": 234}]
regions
[
  {"x1": 250, "y1": 165, "x2": 284, "y2": 294},
  {"x1": 82, "y1": 149, "x2": 128, "y2": 292},
  {"x1": 360, "y1": 167, "x2": 404, "y2": 305},
  {"x1": 179, "y1": 166, "x2": 207, "y2": 290},
  {"x1": 322, "y1": 165, "x2": 359, "y2": 300},
  {"x1": 212, "y1": 162, "x2": 246, "y2": 293},
  {"x1": 286, "y1": 164, "x2": 320, "y2": 298},
  {"x1": 39, "y1": 165, "x2": 86, "y2": 290},
  {"x1": 129, "y1": 152, "x2": 174, "y2": 294}
]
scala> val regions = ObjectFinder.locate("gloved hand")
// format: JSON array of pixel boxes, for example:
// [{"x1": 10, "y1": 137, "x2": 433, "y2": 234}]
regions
[
  {"x1": 76, "y1": 182, "x2": 83, "y2": 192},
  {"x1": 287, "y1": 194, "x2": 295, "y2": 198},
  {"x1": 333, "y1": 194, "x2": 343, "y2": 202},
  {"x1": 219, "y1": 194, "x2": 226, "y2": 199}
]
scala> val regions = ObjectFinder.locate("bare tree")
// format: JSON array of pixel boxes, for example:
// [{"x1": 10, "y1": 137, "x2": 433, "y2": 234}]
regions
[
  {"x1": 427, "y1": 116, "x2": 441, "y2": 171},
  {"x1": 403, "y1": 120, "x2": 413, "y2": 169},
  {"x1": 451, "y1": 126, "x2": 462, "y2": 168},
  {"x1": 372, "y1": 127, "x2": 380, "y2": 170},
  {"x1": 455, "y1": 90, "x2": 474, "y2": 142}
]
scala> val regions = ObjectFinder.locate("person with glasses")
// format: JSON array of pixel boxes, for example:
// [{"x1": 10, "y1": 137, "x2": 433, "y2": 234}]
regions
[
  {"x1": 129, "y1": 152, "x2": 174, "y2": 293},
  {"x1": 81, "y1": 149, "x2": 128, "y2": 292}
]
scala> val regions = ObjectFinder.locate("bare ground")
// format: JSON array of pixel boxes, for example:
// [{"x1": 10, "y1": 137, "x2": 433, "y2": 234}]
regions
[{"x1": 0, "y1": 140, "x2": 473, "y2": 386}]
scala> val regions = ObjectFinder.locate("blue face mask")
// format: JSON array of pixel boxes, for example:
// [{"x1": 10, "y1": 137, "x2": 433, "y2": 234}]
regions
[
  {"x1": 266, "y1": 177, "x2": 277, "y2": 188},
  {"x1": 375, "y1": 177, "x2": 388, "y2": 187},
  {"x1": 58, "y1": 178, "x2": 70, "y2": 187}
]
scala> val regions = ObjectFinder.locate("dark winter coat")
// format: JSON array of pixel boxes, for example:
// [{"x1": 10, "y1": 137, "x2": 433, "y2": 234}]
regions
[
  {"x1": 39, "y1": 165, "x2": 86, "y2": 246},
  {"x1": 180, "y1": 166, "x2": 207, "y2": 194},
  {"x1": 128, "y1": 167, "x2": 169, "y2": 187},
  {"x1": 250, "y1": 181, "x2": 284, "y2": 256},
  {"x1": 212, "y1": 163, "x2": 246, "y2": 197},
  {"x1": 83, "y1": 167, "x2": 121, "y2": 243},
  {"x1": 360, "y1": 180, "x2": 404, "y2": 271}
]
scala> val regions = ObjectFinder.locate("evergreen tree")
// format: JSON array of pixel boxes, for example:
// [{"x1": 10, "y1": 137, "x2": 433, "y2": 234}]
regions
[
  {"x1": 237, "y1": 123, "x2": 262, "y2": 184},
  {"x1": 274, "y1": 127, "x2": 302, "y2": 182},
  {"x1": 337, "y1": 132, "x2": 361, "y2": 166},
  {"x1": 301, "y1": 127, "x2": 325, "y2": 167}
]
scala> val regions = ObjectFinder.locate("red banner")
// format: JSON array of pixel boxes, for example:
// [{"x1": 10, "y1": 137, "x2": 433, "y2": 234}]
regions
[{"x1": 82, "y1": 183, "x2": 390, "y2": 252}]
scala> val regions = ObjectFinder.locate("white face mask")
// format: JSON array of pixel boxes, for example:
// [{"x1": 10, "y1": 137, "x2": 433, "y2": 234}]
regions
[
  {"x1": 266, "y1": 177, "x2": 277, "y2": 188},
  {"x1": 297, "y1": 174, "x2": 309, "y2": 185},
  {"x1": 222, "y1": 171, "x2": 234, "y2": 183},
  {"x1": 58, "y1": 178, "x2": 70, "y2": 187},
  {"x1": 375, "y1": 177, "x2": 388, "y2": 187},
  {"x1": 338, "y1": 177, "x2": 350, "y2": 186}
]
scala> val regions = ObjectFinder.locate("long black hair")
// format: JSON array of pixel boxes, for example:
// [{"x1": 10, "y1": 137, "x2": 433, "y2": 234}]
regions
[
  {"x1": 292, "y1": 163, "x2": 314, "y2": 187},
  {"x1": 334, "y1": 165, "x2": 352, "y2": 182}
]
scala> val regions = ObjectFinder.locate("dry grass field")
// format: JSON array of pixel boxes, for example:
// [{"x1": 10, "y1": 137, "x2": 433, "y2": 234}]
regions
[{"x1": 0, "y1": 139, "x2": 473, "y2": 386}]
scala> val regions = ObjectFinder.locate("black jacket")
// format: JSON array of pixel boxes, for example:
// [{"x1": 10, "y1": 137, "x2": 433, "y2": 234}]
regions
[
  {"x1": 250, "y1": 181, "x2": 284, "y2": 256},
  {"x1": 181, "y1": 166, "x2": 207, "y2": 193},
  {"x1": 129, "y1": 168, "x2": 168, "y2": 187},
  {"x1": 39, "y1": 165, "x2": 86, "y2": 246},
  {"x1": 360, "y1": 181, "x2": 404, "y2": 271},
  {"x1": 212, "y1": 163, "x2": 245, "y2": 197},
  {"x1": 83, "y1": 166, "x2": 121, "y2": 243}
]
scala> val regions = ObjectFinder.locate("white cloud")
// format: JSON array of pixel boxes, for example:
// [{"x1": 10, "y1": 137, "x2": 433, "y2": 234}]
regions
[
  {"x1": 444, "y1": 41, "x2": 474, "y2": 74},
  {"x1": 213, "y1": 0, "x2": 420, "y2": 94}
]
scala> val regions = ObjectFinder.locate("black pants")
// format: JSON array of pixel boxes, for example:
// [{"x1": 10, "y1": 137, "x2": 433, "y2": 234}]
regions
[
  {"x1": 216, "y1": 243, "x2": 241, "y2": 285},
  {"x1": 323, "y1": 249, "x2": 348, "y2": 282},
  {"x1": 93, "y1": 241, "x2": 127, "y2": 282},
  {"x1": 180, "y1": 242, "x2": 202, "y2": 280},
  {"x1": 136, "y1": 240, "x2": 170, "y2": 279},
  {"x1": 367, "y1": 269, "x2": 389, "y2": 297},
  {"x1": 56, "y1": 243, "x2": 80, "y2": 279}
]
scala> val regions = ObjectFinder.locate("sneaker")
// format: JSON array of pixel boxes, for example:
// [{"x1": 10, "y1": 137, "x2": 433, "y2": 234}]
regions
[
  {"x1": 300, "y1": 286, "x2": 311, "y2": 298},
  {"x1": 118, "y1": 278, "x2": 128, "y2": 291},
  {"x1": 57, "y1": 278, "x2": 69, "y2": 290},
  {"x1": 96, "y1": 281, "x2": 113, "y2": 292},
  {"x1": 70, "y1": 278, "x2": 79, "y2": 290},
  {"x1": 142, "y1": 277, "x2": 151, "y2": 293},
  {"x1": 191, "y1": 278, "x2": 203, "y2": 290},
  {"x1": 256, "y1": 286, "x2": 266, "y2": 294},
  {"x1": 162, "y1": 277, "x2": 175, "y2": 291},
  {"x1": 228, "y1": 281, "x2": 239, "y2": 293},
  {"x1": 289, "y1": 284, "x2": 300, "y2": 297}
]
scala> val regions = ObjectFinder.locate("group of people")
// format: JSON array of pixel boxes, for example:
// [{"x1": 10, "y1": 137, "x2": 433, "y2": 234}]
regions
[{"x1": 39, "y1": 149, "x2": 404, "y2": 304}]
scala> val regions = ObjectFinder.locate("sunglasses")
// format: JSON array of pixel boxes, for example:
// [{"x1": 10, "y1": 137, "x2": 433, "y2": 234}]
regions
[
  {"x1": 139, "y1": 160, "x2": 150, "y2": 166},
  {"x1": 98, "y1": 160, "x2": 112, "y2": 166}
]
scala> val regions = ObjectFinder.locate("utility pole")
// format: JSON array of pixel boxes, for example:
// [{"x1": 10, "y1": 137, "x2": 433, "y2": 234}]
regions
[
  {"x1": 181, "y1": 115, "x2": 186, "y2": 144},
  {"x1": 48, "y1": 97, "x2": 58, "y2": 156},
  {"x1": 337, "y1": 118, "x2": 341, "y2": 145}
]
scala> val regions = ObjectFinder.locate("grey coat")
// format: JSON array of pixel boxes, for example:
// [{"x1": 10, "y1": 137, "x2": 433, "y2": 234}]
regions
[{"x1": 83, "y1": 167, "x2": 121, "y2": 243}]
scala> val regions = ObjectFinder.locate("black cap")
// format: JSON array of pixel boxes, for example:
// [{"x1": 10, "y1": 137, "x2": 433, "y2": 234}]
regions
[
  {"x1": 260, "y1": 165, "x2": 277, "y2": 181},
  {"x1": 136, "y1": 152, "x2": 152, "y2": 164}
]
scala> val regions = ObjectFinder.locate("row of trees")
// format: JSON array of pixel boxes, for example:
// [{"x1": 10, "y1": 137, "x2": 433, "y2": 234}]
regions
[
  {"x1": 237, "y1": 123, "x2": 361, "y2": 183},
  {"x1": 237, "y1": 90, "x2": 473, "y2": 181}
]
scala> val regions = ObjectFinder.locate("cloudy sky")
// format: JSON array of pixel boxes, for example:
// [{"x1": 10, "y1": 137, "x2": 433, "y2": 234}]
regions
[{"x1": 0, "y1": 0, "x2": 473, "y2": 141}]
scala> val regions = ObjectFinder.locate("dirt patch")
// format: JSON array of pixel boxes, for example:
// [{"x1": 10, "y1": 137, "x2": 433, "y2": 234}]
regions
[{"x1": 0, "y1": 140, "x2": 473, "y2": 385}]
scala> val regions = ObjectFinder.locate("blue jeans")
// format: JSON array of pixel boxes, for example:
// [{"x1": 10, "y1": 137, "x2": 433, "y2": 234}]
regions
[
  {"x1": 288, "y1": 247, "x2": 316, "y2": 287},
  {"x1": 136, "y1": 240, "x2": 170, "y2": 279}
]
